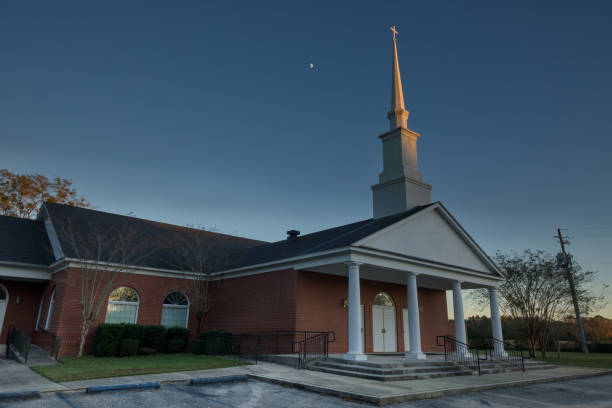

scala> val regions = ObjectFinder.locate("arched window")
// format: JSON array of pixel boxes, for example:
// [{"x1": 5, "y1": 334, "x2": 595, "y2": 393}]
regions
[
  {"x1": 36, "y1": 293, "x2": 46, "y2": 330},
  {"x1": 373, "y1": 292, "x2": 394, "y2": 307},
  {"x1": 45, "y1": 287, "x2": 56, "y2": 329},
  {"x1": 106, "y1": 287, "x2": 139, "y2": 324},
  {"x1": 161, "y1": 292, "x2": 189, "y2": 328}
]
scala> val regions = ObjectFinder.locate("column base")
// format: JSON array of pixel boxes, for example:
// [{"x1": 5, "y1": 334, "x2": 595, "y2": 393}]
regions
[
  {"x1": 491, "y1": 350, "x2": 508, "y2": 359},
  {"x1": 343, "y1": 352, "x2": 367, "y2": 361},
  {"x1": 404, "y1": 351, "x2": 426, "y2": 360}
]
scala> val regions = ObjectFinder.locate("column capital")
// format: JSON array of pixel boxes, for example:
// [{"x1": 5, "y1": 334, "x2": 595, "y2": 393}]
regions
[
  {"x1": 407, "y1": 271, "x2": 419, "y2": 277},
  {"x1": 344, "y1": 261, "x2": 363, "y2": 268}
]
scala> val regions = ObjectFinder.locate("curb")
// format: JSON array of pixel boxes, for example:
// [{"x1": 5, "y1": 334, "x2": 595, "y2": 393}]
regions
[
  {"x1": 86, "y1": 382, "x2": 161, "y2": 394},
  {"x1": 190, "y1": 375, "x2": 248, "y2": 385},
  {"x1": 0, "y1": 391, "x2": 41, "y2": 401},
  {"x1": 249, "y1": 369, "x2": 612, "y2": 406}
]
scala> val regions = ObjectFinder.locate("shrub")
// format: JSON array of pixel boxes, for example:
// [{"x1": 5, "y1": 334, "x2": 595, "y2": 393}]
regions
[
  {"x1": 190, "y1": 339, "x2": 205, "y2": 355},
  {"x1": 138, "y1": 347, "x2": 156, "y2": 356},
  {"x1": 167, "y1": 327, "x2": 189, "y2": 344},
  {"x1": 590, "y1": 342, "x2": 612, "y2": 353},
  {"x1": 143, "y1": 325, "x2": 167, "y2": 352},
  {"x1": 167, "y1": 339, "x2": 186, "y2": 353},
  {"x1": 122, "y1": 324, "x2": 146, "y2": 346},
  {"x1": 93, "y1": 324, "x2": 125, "y2": 357},
  {"x1": 200, "y1": 330, "x2": 233, "y2": 355},
  {"x1": 119, "y1": 339, "x2": 139, "y2": 357}
]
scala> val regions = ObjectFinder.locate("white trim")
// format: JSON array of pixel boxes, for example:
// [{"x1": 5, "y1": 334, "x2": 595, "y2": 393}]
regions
[
  {"x1": 35, "y1": 293, "x2": 46, "y2": 330},
  {"x1": 45, "y1": 287, "x2": 56, "y2": 330},
  {"x1": 43, "y1": 214, "x2": 64, "y2": 261},
  {"x1": 0, "y1": 264, "x2": 51, "y2": 281},
  {"x1": 0, "y1": 283, "x2": 9, "y2": 342}
]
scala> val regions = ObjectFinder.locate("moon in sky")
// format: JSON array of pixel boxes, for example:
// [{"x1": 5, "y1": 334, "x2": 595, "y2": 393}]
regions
[{"x1": 309, "y1": 63, "x2": 314, "y2": 70}]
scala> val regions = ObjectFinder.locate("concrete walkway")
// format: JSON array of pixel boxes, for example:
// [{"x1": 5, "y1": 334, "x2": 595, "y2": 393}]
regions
[
  {"x1": 247, "y1": 362, "x2": 611, "y2": 405},
  {"x1": 0, "y1": 358, "x2": 64, "y2": 394},
  {"x1": 1, "y1": 357, "x2": 610, "y2": 405}
]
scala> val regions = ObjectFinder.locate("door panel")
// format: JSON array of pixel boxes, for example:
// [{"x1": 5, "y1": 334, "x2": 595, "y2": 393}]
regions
[
  {"x1": 372, "y1": 306, "x2": 384, "y2": 352},
  {"x1": 402, "y1": 308, "x2": 410, "y2": 352},
  {"x1": 383, "y1": 307, "x2": 397, "y2": 352}
]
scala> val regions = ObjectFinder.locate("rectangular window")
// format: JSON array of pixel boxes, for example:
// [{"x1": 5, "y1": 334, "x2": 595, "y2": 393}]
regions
[{"x1": 105, "y1": 303, "x2": 137, "y2": 324}]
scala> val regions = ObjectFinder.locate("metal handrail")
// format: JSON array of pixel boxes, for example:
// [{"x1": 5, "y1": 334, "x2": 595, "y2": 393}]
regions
[
  {"x1": 296, "y1": 331, "x2": 332, "y2": 368},
  {"x1": 488, "y1": 337, "x2": 525, "y2": 372},
  {"x1": 436, "y1": 335, "x2": 485, "y2": 375},
  {"x1": 6, "y1": 325, "x2": 32, "y2": 364}
]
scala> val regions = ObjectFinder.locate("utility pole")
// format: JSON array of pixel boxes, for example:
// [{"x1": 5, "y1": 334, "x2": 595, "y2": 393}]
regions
[{"x1": 555, "y1": 228, "x2": 589, "y2": 353}]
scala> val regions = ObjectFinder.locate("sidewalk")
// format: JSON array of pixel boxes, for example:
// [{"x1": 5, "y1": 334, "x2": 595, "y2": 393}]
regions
[{"x1": 1, "y1": 357, "x2": 610, "y2": 405}]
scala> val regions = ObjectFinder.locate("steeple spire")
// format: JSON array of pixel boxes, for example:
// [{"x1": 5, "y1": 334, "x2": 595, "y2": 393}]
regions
[
  {"x1": 371, "y1": 26, "x2": 431, "y2": 218},
  {"x1": 388, "y1": 26, "x2": 410, "y2": 130}
]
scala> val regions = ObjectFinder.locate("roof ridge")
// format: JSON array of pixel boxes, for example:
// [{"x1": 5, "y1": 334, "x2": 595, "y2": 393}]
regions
[{"x1": 43, "y1": 201, "x2": 268, "y2": 245}]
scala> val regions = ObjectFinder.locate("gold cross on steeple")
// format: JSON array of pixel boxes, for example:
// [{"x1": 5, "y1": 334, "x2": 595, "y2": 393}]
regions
[{"x1": 390, "y1": 25, "x2": 398, "y2": 41}]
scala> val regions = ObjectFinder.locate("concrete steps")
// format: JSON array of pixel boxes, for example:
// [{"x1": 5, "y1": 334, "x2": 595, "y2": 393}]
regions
[
  {"x1": 477, "y1": 358, "x2": 558, "y2": 374},
  {"x1": 309, "y1": 358, "x2": 474, "y2": 381}
]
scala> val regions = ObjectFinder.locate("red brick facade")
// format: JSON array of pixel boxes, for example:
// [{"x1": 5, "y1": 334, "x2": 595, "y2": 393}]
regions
[
  {"x1": 0, "y1": 280, "x2": 46, "y2": 344},
  {"x1": 295, "y1": 270, "x2": 453, "y2": 353},
  {"x1": 2, "y1": 267, "x2": 453, "y2": 357}
]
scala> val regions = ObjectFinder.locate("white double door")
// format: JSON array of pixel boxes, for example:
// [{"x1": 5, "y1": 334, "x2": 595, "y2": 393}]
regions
[{"x1": 372, "y1": 305, "x2": 397, "y2": 352}]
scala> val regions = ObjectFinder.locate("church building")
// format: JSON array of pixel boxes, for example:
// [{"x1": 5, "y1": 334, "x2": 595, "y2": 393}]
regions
[{"x1": 0, "y1": 31, "x2": 506, "y2": 360}]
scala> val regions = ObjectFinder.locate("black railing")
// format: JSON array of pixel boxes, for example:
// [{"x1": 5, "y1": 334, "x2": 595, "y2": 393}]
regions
[
  {"x1": 436, "y1": 335, "x2": 486, "y2": 375},
  {"x1": 296, "y1": 331, "x2": 335, "y2": 368},
  {"x1": 200, "y1": 330, "x2": 335, "y2": 367},
  {"x1": 6, "y1": 325, "x2": 32, "y2": 364},
  {"x1": 488, "y1": 337, "x2": 525, "y2": 372}
]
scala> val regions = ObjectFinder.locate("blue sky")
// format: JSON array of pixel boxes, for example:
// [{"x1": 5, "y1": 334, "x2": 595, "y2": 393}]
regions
[{"x1": 1, "y1": 1, "x2": 611, "y2": 317}]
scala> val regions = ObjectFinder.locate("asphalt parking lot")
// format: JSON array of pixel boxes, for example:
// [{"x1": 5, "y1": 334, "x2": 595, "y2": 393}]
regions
[{"x1": 3, "y1": 374, "x2": 612, "y2": 408}]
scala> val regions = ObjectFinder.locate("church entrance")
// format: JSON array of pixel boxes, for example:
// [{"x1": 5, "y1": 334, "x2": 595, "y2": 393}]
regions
[{"x1": 372, "y1": 292, "x2": 397, "y2": 352}]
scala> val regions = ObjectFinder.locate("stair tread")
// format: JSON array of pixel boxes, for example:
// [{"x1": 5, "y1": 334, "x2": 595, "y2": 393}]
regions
[
  {"x1": 314, "y1": 361, "x2": 462, "y2": 374},
  {"x1": 312, "y1": 365, "x2": 473, "y2": 381}
]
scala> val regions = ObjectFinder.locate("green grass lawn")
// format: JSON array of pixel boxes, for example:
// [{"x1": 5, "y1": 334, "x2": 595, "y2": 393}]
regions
[
  {"x1": 31, "y1": 354, "x2": 250, "y2": 382},
  {"x1": 537, "y1": 352, "x2": 612, "y2": 369}
]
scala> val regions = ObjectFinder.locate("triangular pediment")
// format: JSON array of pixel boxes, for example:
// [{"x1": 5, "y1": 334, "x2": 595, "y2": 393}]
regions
[{"x1": 354, "y1": 204, "x2": 501, "y2": 277}]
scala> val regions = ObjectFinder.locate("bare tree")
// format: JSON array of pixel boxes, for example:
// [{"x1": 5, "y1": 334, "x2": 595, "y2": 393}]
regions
[
  {"x1": 470, "y1": 250, "x2": 605, "y2": 358},
  {"x1": 170, "y1": 226, "x2": 231, "y2": 336},
  {"x1": 59, "y1": 220, "x2": 153, "y2": 357}
]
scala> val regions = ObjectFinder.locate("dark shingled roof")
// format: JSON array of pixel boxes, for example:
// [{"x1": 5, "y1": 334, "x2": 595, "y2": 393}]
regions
[
  {"x1": 0, "y1": 215, "x2": 54, "y2": 265},
  {"x1": 222, "y1": 203, "x2": 436, "y2": 270},
  {"x1": 44, "y1": 202, "x2": 267, "y2": 270},
  {"x1": 42, "y1": 202, "x2": 435, "y2": 272}
]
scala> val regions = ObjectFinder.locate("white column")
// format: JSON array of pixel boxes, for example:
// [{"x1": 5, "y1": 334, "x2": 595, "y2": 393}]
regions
[
  {"x1": 489, "y1": 287, "x2": 507, "y2": 358},
  {"x1": 405, "y1": 272, "x2": 425, "y2": 359},
  {"x1": 452, "y1": 281, "x2": 469, "y2": 355},
  {"x1": 343, "y1": 262, "x2": 366, "y2": 361}
]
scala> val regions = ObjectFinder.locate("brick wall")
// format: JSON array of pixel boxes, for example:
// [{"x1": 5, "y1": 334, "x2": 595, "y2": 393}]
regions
[
  {"x1": 0, "y1": 280, "x2": 46, "y2": 344},
  {"x1": 295, "y1": 270, "x2": 453, "y2": 354},
  {"x1": 205, "y1": 269, "x2": 297, "y2": 333},
  {"x1": 35, "y1": 267, "x2": 199, "y2": 357},
  {"x1": 33, "y1": 267, "x2": 298, "y2": 357}
]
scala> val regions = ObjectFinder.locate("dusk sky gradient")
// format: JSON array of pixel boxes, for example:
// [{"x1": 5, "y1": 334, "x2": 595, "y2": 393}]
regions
[{"x1": 1, "y1": 1, "x2": 611, "y2": 316}]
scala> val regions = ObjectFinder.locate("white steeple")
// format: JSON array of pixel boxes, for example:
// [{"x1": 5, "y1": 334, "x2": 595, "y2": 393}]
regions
[
  {"x1": 371, "y1": 27, "x2": 431, "y2": 218},
  {"x1": 388, "y1": 26, "x2": 409, "y2": 130}
]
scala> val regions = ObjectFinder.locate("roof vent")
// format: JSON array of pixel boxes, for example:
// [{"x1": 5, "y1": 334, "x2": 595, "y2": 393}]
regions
[{"x1": 286, "y1": 230, "x2": 300, "y2": 241}]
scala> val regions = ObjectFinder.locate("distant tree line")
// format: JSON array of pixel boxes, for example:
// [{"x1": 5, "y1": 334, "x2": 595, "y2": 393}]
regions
[
  {"x1": 468, "y1": 250, "x2": 608, "y2": 357},
  {"x1": 466, "y1": 315, "x2": 612, "y2": 354}
]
